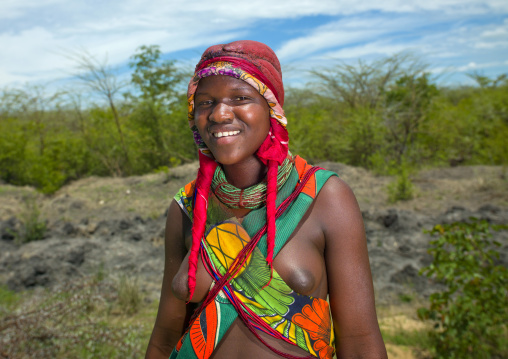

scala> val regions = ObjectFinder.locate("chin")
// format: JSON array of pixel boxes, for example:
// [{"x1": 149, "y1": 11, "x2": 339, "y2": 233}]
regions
[{"x1": 213, "y1": 153, "x2": 260, "y2": 168}]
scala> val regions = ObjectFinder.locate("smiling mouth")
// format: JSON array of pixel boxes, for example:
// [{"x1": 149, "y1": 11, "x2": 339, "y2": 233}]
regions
[{"x1": 212, "y1": 130, "x2": 240, "y2": 138}]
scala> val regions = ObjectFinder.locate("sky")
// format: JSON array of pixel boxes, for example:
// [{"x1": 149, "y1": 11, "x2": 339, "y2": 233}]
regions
[{"x1": 1, "y1": 0, "x2": 507, "y2": 90}]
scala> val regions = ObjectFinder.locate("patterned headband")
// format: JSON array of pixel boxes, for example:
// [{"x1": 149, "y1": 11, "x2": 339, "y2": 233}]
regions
[{"x1": 187, "y1": 60, "x2": 288, "y2": 159}]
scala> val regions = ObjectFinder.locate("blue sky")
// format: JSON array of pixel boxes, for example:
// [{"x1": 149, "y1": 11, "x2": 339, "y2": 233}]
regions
[{"x1": 1, "y1": 0, "x2": 507, "y2": 89}]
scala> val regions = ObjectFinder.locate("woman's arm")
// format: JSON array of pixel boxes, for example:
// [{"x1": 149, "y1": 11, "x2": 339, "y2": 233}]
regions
[
  {"x1": 145, "y1": 200, "x2": 191, "y2": 359},
  {"x1": 316, "y1": 177, "x2": 387, "y2": 358}
]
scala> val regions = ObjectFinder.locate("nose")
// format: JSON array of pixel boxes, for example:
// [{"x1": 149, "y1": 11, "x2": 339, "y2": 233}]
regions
[{"x1": 209, "y1": 102, "x2": 234, "y2": 123}]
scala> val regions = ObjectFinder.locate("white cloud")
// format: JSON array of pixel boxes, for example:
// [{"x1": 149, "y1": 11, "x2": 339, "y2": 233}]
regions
[
  {"x1": 275, "y1": 14, "x2": 430, "y2": 60},
  {"x1": 0, "y1": 0, "x2": 507, "y2": 87},
  {"x1": 0, "y1": 0, "x2": 64, "y2": 19},
  {"x1": 321, "y1": 42, "x2": 411, "y2": 60}
]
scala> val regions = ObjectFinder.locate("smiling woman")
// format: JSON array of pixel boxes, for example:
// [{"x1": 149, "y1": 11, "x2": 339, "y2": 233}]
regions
[
  {"x1": 193, "y1": 76, "x2": 271, "y2": 169},
  {"x1": 145, "y1": 40, "x2": 387, "y2": 359}
]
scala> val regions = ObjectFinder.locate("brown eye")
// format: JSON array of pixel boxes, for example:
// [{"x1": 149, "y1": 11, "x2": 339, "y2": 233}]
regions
[{"x1": 197, "y1": 100, "x2": 212, "y2": 107}]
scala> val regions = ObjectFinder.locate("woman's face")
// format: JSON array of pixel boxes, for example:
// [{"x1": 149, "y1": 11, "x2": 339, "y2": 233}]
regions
[{"x1": 194, "y1": 75, "x2": 270, "y2": 166}]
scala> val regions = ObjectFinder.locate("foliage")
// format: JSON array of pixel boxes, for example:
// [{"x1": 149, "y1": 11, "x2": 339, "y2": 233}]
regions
[
  {"x1": 307, "y1": 54, "x2": 441, "y2": 171},
  {"x1": 387, "y1": 163, "x2": 415, "y2": 202},
  {"x1": 16, "y1": 195, "x2": 47, "y2": 243},
  {"x1": 418, "y1": 220, "x2": 508, "y2": 358},
  {"x1": 0, "y1": 284, "x2": 20, "y2": 316},
  {"x1": 128, "y1": 44, "x2": 186, "y2": 104},
  {"x1": 116, "y1": 275, "x2": 142, "y2": 315},
  {"x1": 383, "y1": 73, "x2": 439, "y2": 165},
  {"x1": 381, "y1": 327, "x2": 432, "y2": 349},
  {"x1": 0, "y1": 278, "x2": 147, "y2": 358},
  {"x1": 310, "y1": 53, "x2": 426, "y2": 110},
  {"x1": 0, "y1": 50, "x2": 507, "y2": 193},
  {"x1": 70, "y1": 50, "x2": 131, "y2": 174}
]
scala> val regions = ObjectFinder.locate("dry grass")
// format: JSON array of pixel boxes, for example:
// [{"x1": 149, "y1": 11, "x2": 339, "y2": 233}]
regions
[
  {"x1": 2, "y1": 163, "x2": 507, "y2": 226},
  {"x1": 377, "y1": 302, "x2": 433, "y2": 359},
  {"x1": 0, "y1": 276, "x2": 155, "y2": 359}
]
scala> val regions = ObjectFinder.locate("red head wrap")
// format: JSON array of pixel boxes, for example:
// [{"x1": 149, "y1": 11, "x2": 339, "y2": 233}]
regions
[{"x1": 186, "y1": 40, "x2": 288, "y2": 301}]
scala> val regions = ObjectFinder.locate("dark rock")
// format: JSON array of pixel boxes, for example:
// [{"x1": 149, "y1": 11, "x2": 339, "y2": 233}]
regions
[
  {"x1": 1, "y1": 217, "x2": 19, "y2": 241},
  {"x1": 390, "y1": 265, "x2": 429, "y2": 293},
  {"x1": 376, "y1": 209, "x2": 424, "y2": 232},
  {"x1": 398, "y1": 244, "x2": 411, "y2": 254},
  {"x1": 119, "y1": 220, "x2": 131, "y2": 230},
  {"x1": 383, "y1": 212, "x2": 398, "y2": 228},
  {"x1": 134, "y1": 216, "x2": 145, "y2": 224},
  {"x1": 390, "y1": 265, "x2": 419, "y2": 283},
  {"x1": 130, "y1": 233, "x2": 143, "y2": 241},
  {"x1": 93, "y1": 220, "x2": 116, "y2": 236},
  {"x1": 479, "y1": 204, "x2": 500, "y2": 214},
  {"x1": 62, "y1": 222, "x2": 76, "y2": 236},
  {"x1": 1, "y1": 204, "x2": 506, "y2": 306},
  {"x1": 67, "y1": 250, "x2": 85, "y2": 265},
  {"x1": 70, "y1": 200, "x2": 85, "y2": 210}
]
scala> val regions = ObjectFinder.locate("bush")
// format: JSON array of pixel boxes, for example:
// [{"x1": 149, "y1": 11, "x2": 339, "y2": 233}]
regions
[
  {"x1": 387, "y1": 165, "x2": 414, "y2": 202},
  {"x1": 116, "y1": 275, "x2": 142, "y2": 315},
  {"x1": 0, "y1": 279, "x2": 144, "y2": 358},
  {"x1": 418, "y1": 220, "x2": 508, "y2": 358},
  {"x1": 0, "y1": 284, "x2": 20, "y2": 316},
  {"x1": 16, "y1": 195, "x2": 47, "y2": 243}
]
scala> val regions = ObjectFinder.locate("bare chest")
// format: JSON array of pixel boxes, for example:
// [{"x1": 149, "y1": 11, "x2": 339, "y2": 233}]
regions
[{"x1": 176, "y1": 209, "x2": 327, "y2": 302}]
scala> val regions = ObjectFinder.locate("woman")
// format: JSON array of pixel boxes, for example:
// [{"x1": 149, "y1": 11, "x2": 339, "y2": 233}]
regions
[{"x1": 146, "y1": 40, "x2": 387, "y2": 359}]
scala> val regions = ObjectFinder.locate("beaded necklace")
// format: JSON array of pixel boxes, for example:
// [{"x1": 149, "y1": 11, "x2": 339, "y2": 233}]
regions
[{"x1": 211, "y1": 154, "x2": 294, "y2": 209}]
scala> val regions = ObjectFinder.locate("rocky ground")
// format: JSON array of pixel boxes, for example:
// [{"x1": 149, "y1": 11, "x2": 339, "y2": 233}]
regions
[{"x1": 0, "y1": 162, "x2": 507, "y2": 306}]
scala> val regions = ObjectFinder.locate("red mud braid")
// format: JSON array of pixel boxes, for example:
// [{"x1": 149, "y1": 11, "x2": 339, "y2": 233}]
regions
[
  {"x1": 256, "y1": 119, "x2": 289, "y2": 288},
  {"x1": 265, "y1": 160, "x2": 278, "y2": 266},
  {"x1": 188, "y1": 152, "x2": 217, "y2": 302}
]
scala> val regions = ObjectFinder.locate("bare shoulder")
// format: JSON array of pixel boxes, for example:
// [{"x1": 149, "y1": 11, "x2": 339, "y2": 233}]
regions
[
  {"x1": 316, "y1": 175, "x2": 357, "y2": 203},
  {"x1": 165, "y1": 199, "x2": 191, "y2": 251},
  {"x1": 314, "y1": 176, "x2": 388, "y2": 358},
  {"x1": 313, "y1": 175, "x2": 363, "y2": 238}
]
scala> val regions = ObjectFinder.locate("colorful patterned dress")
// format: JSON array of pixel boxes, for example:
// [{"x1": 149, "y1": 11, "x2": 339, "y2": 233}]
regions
[{"x1": 170, "y1": 156, "x2": 337, "y2": 359}]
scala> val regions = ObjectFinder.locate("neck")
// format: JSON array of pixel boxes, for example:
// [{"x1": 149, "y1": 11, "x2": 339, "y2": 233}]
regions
[{"x1": 221, "y1": 157, "x2": 267, "y2": 189}]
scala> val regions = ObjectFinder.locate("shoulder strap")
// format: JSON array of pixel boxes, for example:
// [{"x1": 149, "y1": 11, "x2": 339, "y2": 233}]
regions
[
  {"x1": 244, "y1": 156, "x2": 338, "y2": 258},
  {"x1": 175, "y1": 157, "x2": 338, "y2": 258},
  {"x1": 174, "y1": 180, "x2": 196, "y2": 220}
]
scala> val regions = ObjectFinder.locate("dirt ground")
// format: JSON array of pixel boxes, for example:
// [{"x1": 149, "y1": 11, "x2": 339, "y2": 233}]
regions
[
  {"x1": 1, "y1": 162, "x2": 507, "y2": 358},
  {"x1": 1, "y1": 162, "x2": 506, "y2": 225}
]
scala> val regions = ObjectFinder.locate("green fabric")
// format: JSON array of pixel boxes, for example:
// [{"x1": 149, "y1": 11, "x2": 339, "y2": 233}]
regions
[
  {"x1": 244, "y1": 168, "x2": 336, "y2": 257},
  {"x1": 170, "y1": 167, "x2": 338, "y2": 359}
]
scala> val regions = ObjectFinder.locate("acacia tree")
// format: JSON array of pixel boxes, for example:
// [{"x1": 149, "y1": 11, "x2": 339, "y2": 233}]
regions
[
  {"x1": 467, "y1": 71, "x2": 507, "y2": 89},
  {"x1": 384, "y1": 73, "x2": 438, "y2": 164},
  {"x1": 310, "y1": 54, "x2": 424, "y2": 110},
  {"x1": 311, "y1": 53, "x2": 436, "y2": 170},
  {"x1": 70, "y1": 51, "x2": 130, "y2": 174},
  {"x1": 129, "y1": 45, "x2": 185, "y2": 104},
  {"x1": 126, "y1": 45, "x2": 193, "y2": 171},
  {"x1": 1, "y1": 86, "x2": 62, "y2": 156}
]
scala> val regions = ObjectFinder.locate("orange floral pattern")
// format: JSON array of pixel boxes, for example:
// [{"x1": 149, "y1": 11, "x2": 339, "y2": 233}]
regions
[{"x1": 292, "y1": 300, "x2": 334, "y2": 359}]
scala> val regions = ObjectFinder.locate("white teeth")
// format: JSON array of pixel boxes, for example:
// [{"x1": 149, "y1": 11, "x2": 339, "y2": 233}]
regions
[{"x1": 213, "y1": 131, "x2": 239, "y2": 138}]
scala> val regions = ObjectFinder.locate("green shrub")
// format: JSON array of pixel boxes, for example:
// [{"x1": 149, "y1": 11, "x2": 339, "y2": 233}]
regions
[
  {"x1": 381, "y1": 328, "x2": 432, "y2": 349},
  {"x1": 116, "y1": 275, "x2": 142, "y2": 315},
  {"x1": 0, "y1": 279, "x2": 144, "y2": 358},
  {"x1": 0, "y1": 284, "x2": 20, "y2": 315},
  {"x1": 16, "y1": 195, "x2": 47, "y2": 243},
  {"x1": 418, "y1": 220, "x2": 508, "y2": 358},
  {"x1": 387, "y1": 166, "x2": 414, "y2": 202}
]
